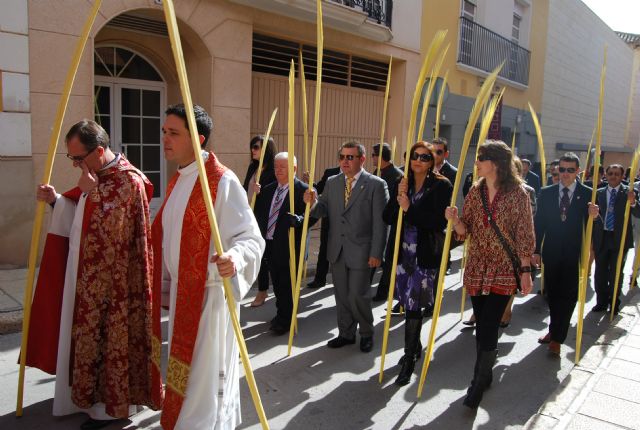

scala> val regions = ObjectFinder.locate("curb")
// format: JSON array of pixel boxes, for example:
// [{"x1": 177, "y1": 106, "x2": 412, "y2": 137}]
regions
[{"x1": 524, "y1": 291, "x2": 640, "y2": 429}]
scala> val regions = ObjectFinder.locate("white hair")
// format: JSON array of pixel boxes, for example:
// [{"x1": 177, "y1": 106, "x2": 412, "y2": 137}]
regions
[{"x1": 274, "y1": 152, "x2": 297, "y2": 166}]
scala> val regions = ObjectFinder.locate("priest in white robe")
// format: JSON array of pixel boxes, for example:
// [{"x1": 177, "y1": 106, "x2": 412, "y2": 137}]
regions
[{"x1": 152, "y1": 104, "x2": 264, "y2": 430}]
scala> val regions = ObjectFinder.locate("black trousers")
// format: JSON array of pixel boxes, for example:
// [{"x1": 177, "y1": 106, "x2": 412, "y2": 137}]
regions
[
  {"x1": 266, "y1": 241, "x2": 293, "y2": 326},
  {"x1": 257, "y1": 258, "x2": 270, "y2": 291},
  {"x1": 313, "y1": 217, "x2": 330, "y2": 282},
  {"x1": 544, "y1": 259, "x2": 579, "y2": 344},
  {"x1": 470, "y1": 293, "x2": 511, "y2": 351},
  {"x1": 594, "y1": 232, "x2": 626, "y2": 309}
]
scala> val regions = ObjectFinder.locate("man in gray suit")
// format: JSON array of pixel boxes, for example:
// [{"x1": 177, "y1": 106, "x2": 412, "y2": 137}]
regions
[{"x1": 304, "y1": 141, "x2": 389, "y2": 352}]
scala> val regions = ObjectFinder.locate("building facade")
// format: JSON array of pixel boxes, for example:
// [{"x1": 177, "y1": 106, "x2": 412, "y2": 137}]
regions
[{"x1": 0, "y1": 0, "x2": 423, "y2": 266}]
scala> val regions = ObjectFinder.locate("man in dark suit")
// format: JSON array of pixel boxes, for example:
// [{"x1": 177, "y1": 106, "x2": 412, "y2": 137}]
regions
[
  {"x1": 254, "y1": 152, "x2": 307, "y2": 335},
  {"x1": 431, "y1": 137, "x2": 457, "y2": 185},
  {"x1": 305, "y1": 141, "x2": 389, "y2": 352},
  {"x1": 306, "y1": 165, "x2": 341, "y2": 288},
  {"x1": 533, "y1": 152, "x2": 598, "y2": 355},
  {"x1": 591, "y1": 164, "x2": 640, "y2": 313},
  {"x1": 522, "y1": 158, "x2": 541, "y2": 194},
  {"x1": 371, "y1": 142, "x2": 403, "y2": 302}
]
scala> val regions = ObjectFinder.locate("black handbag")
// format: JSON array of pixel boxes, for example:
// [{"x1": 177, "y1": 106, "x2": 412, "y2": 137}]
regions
[{"x1": 479, "y1": 189, "x2": 522, "y2": 292}]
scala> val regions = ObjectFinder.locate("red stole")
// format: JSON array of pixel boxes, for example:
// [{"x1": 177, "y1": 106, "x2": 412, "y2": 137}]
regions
[{"x1": 151, "y1": 153, "x2": 227, "y2": 430}]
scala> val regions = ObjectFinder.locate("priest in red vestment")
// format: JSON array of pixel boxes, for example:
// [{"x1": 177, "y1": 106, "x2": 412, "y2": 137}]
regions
[
  {"x1": 25, "y1": 120, "x2": 162, "y2": 430},
  {"x1": 153, "y1": 104, "x2": 264, "y2": 430}
]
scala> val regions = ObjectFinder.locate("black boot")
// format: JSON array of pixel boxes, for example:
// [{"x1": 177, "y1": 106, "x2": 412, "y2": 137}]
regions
[
  {"x1": 463, "y1": 349, "x2": 497, "y2": 408},
  {"x1": 395, "y1": 315, "x2": 423, "y2": 386}
]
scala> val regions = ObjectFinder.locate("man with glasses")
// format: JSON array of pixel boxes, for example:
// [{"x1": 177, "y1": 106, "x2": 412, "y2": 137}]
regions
[
  {"x1": 371, "y1": 142, "x2": 402, "y2": 302},
  {"x1": 431, "y1": 137, "x2": 457, "y2": 185},
  {"x1": 304, "y1": 141, "x2": 389, "y2": 353},
  {"x1": 592, "y1": 164, "x2": 640, "y2": 314},
  {"x1": 533, "y1": 152, "x2": 599, "y2": 355},
  {"x1": 26, "y1": 120, "x2": 162, "y2": 429}
]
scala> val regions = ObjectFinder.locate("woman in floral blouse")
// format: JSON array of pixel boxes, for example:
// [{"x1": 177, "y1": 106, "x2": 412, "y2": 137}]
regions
[
  {"x1": 383, "y1": 141, "x2": 452, "y2": 386},
  {"x1": 445, "y1": 140, "x2": 534, "y2": 409}
]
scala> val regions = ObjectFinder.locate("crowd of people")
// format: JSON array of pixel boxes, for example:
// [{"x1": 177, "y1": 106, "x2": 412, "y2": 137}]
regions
[{"x1": 23, "y1": 103, "x2": 640, "y2": 428}]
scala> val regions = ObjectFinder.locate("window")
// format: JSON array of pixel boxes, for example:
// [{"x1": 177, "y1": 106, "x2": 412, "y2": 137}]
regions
[
  {"x1": 462, "y1": 0, "x2": 476, "y2": 20},
  {"x1": 512, "y1": 13, "x2": 521, "y2": 43}
]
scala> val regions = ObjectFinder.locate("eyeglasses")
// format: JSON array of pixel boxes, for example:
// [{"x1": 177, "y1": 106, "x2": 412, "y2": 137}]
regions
[
  {"x1": 411, "y1": 152, "x2": 433, "y2": 162},
  {"x1": 551, "y1": 173, "x2": 559, "y2": 177},
  {"x1": 558, "y1": 167, "x2": 577, "y2": 173},
  {"x1": 606, "y1": 171, "x2": 622, "y2": 176},
  {"x1": 434, "y1": 149, "x2": 445, "y2": 155},
  {"x1": 339, "y1": 154, "x2": 357, "y2": 161},
  {"x1": 372, "y1": 152, "x2": 379, "y2": 157},
  {"x1": 476, "y1": 154, "x2": 492, "y2": 162},
  {"x1": 66, "y1": 147, "x2": 96, "y2": 162},
  {"x1": 251, "y1": 144, "x2": 261, "y2": 151}
]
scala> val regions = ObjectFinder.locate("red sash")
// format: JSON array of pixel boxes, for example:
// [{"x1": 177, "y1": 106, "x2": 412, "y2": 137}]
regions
[{"x1": 151, "y1": 153, "x2": 227, "y2": 430}]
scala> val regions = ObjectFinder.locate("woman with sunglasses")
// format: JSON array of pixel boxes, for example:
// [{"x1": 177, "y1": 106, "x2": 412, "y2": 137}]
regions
[
  {"x1": 243, "y1": 135, "x2": 277, "y2": 307},
  {"x1": 445, "y1": 140, "x2": 535, "y2": 408},
  {"x1": 383, "y1": 141, "x2": 452, "y2": 386}
]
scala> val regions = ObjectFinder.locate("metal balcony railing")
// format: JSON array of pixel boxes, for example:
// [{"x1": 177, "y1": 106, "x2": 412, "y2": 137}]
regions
[
  {"x1": 458, "y1": 16, "x2": 530, "y2": 86},
  {"x1": 329, "y1": 0, "x2": 393, "y2": 29}
]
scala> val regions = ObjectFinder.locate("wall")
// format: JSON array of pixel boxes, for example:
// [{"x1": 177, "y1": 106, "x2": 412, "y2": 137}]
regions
[{"x1": 540, "y1": 0, "x2": 635, "y2": 161}]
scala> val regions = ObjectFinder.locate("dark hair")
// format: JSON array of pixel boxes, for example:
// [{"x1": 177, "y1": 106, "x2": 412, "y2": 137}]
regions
[
  {"x1": 338, "y1": 140, "x2": 365, "y2": 157},
  {"x1": 477, "y1": 140, "x2": 522, "y2": 192},
  {"x1": 65, "y1": 120, "x2": 109, "y2": 150},
  {"x1": 550, "y1": 159, "x2": 560, "y2": 168},
  {"x1": 249, "y1": 135, "x2": 276, "y2": 171},
  {"x1": 606, "y1": 164, "x2": 624, "y2": 175},
  {"x1": 559, "y1": 152, "x2": 580, "y2": 168},
  {"x1": 372, "y1": 143, "x2": 391, "y2": 162},
  {"x1": 408, "y1": 141, "x2": 443, "y2": 189},
  {"x1": 165, "y1": 104, "x2": 213, "y2": 148},
  {"x1": 430, "y1": 137, "x2": 448, "y2": 152},
  {"x1": 521, "y1": 158, "x2": 532, "y2": 167}
]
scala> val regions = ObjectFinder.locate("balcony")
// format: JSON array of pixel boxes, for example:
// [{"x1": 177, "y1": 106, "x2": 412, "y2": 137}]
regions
[
  {"x1": 229, "y1": 0, "x2": 393, "y2": 42},
  {"x1": 457, "y1": 17, "x2": 530, "y2": 87},
  {"x1": 328, "y1": 0, "x2": 393, "y2": 29}
]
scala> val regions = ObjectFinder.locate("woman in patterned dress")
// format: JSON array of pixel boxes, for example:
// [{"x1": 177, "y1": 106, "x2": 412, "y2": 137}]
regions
[
  {"x1": 383, "y1": 141, "x2": 452, "y2": 386},
  {"x1": 445, "y1": 140, "x2": 535, "y2": 408}
]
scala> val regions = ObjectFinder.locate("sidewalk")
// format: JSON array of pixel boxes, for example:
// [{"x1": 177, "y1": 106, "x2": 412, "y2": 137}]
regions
[
  {"x1": 0, "y1": 267, "x2": 27, "y2": 335},
  {"x1": 526, "y1": 291, "x2": 640, "y2": 430}
]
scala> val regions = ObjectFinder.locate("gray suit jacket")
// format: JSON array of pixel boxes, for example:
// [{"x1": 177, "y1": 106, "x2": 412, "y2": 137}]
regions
[{"x1": 311, "y1": 170, "x2": 389, "y2": 269}]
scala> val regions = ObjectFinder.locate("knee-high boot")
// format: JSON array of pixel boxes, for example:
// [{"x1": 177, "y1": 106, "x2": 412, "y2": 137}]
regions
[
  {"x1": 395, "y1": 315, "x2": 423, "y2": 386},
  {"x1": 464, "y1": 349, "x2": 497, "y2": 408}
]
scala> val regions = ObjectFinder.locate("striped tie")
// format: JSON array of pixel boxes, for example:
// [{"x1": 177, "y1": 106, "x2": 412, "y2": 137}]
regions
[
  {"x1": 266, "y1": 186, "x2": 286, "y2": 239},
  {"x1": 605, "y1": 188, "x2": 616, "y2": 231},
  {"x1": 344, "y1": 177, "x2": 354, "y2": 207}
]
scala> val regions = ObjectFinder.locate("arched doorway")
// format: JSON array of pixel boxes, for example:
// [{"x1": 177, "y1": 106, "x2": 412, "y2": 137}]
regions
[{"x1": 93, "y1": 45, "x2": 166, "y2": 214}]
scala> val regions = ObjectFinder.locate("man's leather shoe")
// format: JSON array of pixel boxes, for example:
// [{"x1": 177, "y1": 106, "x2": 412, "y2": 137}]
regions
[
  {"x1": 591, "y1": 303, "x2": 608, "y2": 312},
  {"x1": 307, "y1": 279, "x2": 326, "y2": 288},
  {"x1": 538, "y1": 333, "x2": 551, "y2": 344},
  {"x1": 327, "y1": 336, "x2": 355, "y2": 348},
  {"x1": 81, "y1": 418, "x2": 112, "y2": 430},
  {"x1": 360, "y1": 336, "x2": 373, "y2": 353},
  {"x1": 548, "y1": 341, "x2": 561, "y2": 356},
  {"x1": 270, "y1": 322, "x2": 289, "y2": 336}
]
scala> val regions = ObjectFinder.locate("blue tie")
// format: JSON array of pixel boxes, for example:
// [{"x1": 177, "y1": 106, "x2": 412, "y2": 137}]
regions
[{"x1": 605, "y1": 188, "x2": 616, "y2": 231}]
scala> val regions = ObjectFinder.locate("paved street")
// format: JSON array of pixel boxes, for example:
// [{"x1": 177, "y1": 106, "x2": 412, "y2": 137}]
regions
[{"x1": 0, "y1": 247, "x2": 636, "y2": 430}]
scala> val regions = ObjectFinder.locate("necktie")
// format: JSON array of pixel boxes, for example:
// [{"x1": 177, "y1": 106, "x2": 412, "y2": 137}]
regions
[
  {"x1": 560, "y1": 187, "x2": 570, "y2": 222},
  {"x1": 605, "y1": 188, "x2": 617, "y2": 231},
  {"x1": 344, "y1": 177, "x2": 354, "y2": 207},
  {"x1": 266, "y1": 186, "x2": 285, "y2": 239}
]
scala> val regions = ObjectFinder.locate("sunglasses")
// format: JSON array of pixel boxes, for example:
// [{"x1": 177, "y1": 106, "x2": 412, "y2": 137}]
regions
[
  {"x1": 251, "y1": 144, "x2": 261, "y2": 151},
  {"x1": 339, "y1": 154, "x2": 357, "y2": 161},
  {"x1": 551, "y1": 173, "x2": 559, "y2": 177},
  {"x1": 476, "y1": 154, "x2": 492, "y2": 162},
  {"x1": 372, "y1": 152, "x2": 380, "y2": 157},
  {"x1": 434, "y1": 149, "x2": 445, "y2": 155},
  {"x1": 66, "y1": 146, "x2": 96, "y2": 162},
  {"x1": 411, "y1": 152, "x2": 433, "y2": 162},
  {"x1": 558, "y1": 167, "x2": 577, "y2": 173}
]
